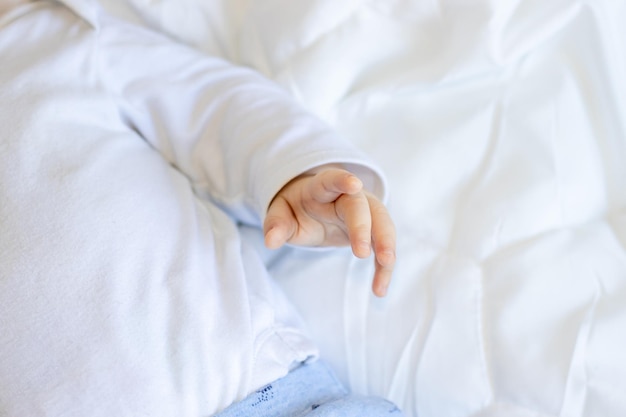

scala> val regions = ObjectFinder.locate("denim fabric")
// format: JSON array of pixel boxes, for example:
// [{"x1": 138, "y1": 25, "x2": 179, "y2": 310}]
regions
[{"x1": 215, "y1": 361, "x2": 404, "y2": 417}]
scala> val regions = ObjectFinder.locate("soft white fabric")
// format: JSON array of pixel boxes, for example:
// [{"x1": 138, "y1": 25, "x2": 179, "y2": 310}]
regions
[
  {"x1": 0, "y1": 2, "x2": 385, "y2": 416},
  {"x1": 108, "y1": 1, "x2": 626, "y2": 417}
]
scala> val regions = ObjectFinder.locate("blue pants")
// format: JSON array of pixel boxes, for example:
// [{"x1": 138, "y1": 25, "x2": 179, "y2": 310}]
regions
[{"x1": 215, "y1": 361, "x2": 404, "y2": 416}]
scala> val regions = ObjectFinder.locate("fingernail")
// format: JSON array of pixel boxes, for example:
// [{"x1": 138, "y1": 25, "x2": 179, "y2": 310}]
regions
[
  {"x1": 346, "y1": 175, "x2": 363, "y2": 191},
  {"x1": 358, "y1": 241, "x2": 371, "y2": 256},
  {"x1": 264, "y1": 228, "x2": 279, "y2": 249},
  {"x1": 376, "y1": 283, "x2": 388, "y2": 298}
]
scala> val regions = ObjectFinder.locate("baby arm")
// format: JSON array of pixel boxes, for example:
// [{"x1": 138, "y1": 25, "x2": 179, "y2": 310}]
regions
[{"x1": 263, "y1": 166, "x2": 396, "y2": 298}]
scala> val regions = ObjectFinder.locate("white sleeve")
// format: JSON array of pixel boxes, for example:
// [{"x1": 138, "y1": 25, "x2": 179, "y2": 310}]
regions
[{"x1": 92, "y1": 9, "x2": 386, "y2": 225}]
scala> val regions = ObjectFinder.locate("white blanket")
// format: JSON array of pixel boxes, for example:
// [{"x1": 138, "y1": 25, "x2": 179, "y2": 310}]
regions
[
  {"x1": 11, "y1": 1, "x2": 626, "y2": 416},
  {"x1": 130, "y1": 1, "x2": 626, "y2": 416}
]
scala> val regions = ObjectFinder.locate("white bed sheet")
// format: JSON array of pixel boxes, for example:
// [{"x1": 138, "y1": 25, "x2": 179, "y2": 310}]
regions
[{"x1": 126, "y1": 1, "x2": 626, "y2": 416}]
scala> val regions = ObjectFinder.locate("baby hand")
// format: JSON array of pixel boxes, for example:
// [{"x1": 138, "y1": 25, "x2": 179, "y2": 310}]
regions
[{"x1": 263, "y1": 167, "x2": 396, "y2": 297}]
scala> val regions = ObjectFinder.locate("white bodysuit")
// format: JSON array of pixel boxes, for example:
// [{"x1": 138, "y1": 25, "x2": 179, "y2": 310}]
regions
[{"x1": 0, "y1": 1, "x2": 385, "y2": 415}]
